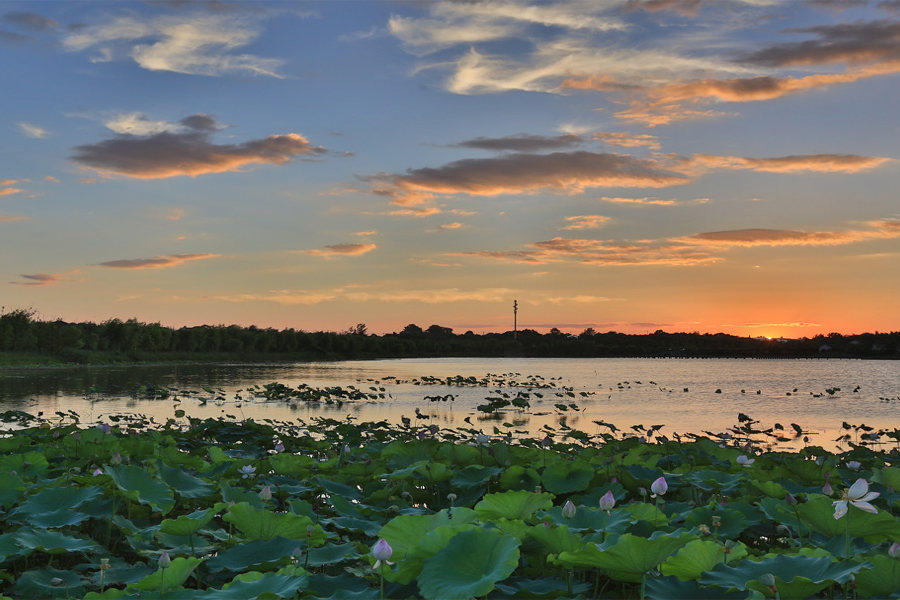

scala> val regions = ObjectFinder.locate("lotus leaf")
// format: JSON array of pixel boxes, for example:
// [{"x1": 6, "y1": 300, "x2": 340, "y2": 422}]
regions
[
  {"x1": 852, "y1": 554, "x2": 900, "y2": 597},
  {"x1": 541, "y1": 505, "x2": 632, "y2": 534},
  {"x1": 159, "y1": 508, "x2": 216, "y2": 536},
  {"x1": 525, "y1": 523, "x2": 585, "y2": 555},
  {"x1": 223, "y1": 502, "x2": 325, "y2": 542},
  {"x1": 387, "y1": 523, "x2": 479, "y2": 584},
  {"x1": 541, "y1": 459, "x2": 595, "y2": 494},
  {"x1": 699, "y1": 554, "x2": 869, "y2": 599},
  {"x1": 0, "y1": 473, "x2": 25, "y2": 509},
  {"x1": 105, "y1": 465, "x2": 175, "y2": 514},
  {"x1": 551, "y1": 531, "x2": 696, "y2": 582},
  {"x1": 15, "y1": 528, "x2": 99, "y2": 554},
  {"x1": 683, "y1": 506, "x2": 749, "y2": 538},
  {"x1": 157, "y1": 461, "x2": 214, "y2": 498},
  {"x1": 450, "y1": 464, "x2": 503, "y2": 488},
  {"x1": 660, "y1": 539, "x2": 747, "y2": 581},
  {"x1": 799, "y1": 495, "x2": 900, "y2": 540},
  {"x1": 0, "y1": 450, "x2": 49, "y2": 478},
  {"x1": 10, "y1": 567, "x2": 85, "y2": 599},
  {"x1": 475, "y1": 490, "x2": 555, "y2": 521},
  {"x1": 200, "y1": 571, "x2": 309, "y2": 599},
  {"x1": 499, "y1": 464, "x2": 542, "y2": 491},
  {"x1": 417, "y1": 527, "x2": 521, "y2": 600},
  {"x1": 305, "y1": 542, "x2": 361, "y2": 567},
  {"x1": 646, "y1": 575, "x2": 747, "y2": 599},
  {"x1": 206, "y1": 536, "x2": 305, "y2": 573},
  {"x1": 495, "y1": 576, "x2": 591, "y2": 599},
  {"x1": 129, "y1": 556, "x2": 204, "y2": 592}
]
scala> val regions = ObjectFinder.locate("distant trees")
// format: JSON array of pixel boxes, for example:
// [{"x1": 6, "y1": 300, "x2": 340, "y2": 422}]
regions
[{"x1": 0, "y1": 309, "x2": 898, "y2": 363}]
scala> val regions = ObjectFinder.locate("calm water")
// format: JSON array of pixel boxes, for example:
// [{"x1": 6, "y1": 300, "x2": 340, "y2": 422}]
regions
[{"x1": 1, "y1": 358, "x2": 898, "y2": 449}]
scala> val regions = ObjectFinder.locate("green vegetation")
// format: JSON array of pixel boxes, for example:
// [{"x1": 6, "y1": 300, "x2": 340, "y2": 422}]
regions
[
  {"x1": 1, "y1": 406, "x2": 900, "y2": 599},
  {"x1": 1, "y1": 309, "x2": 898, "y2": 366}
]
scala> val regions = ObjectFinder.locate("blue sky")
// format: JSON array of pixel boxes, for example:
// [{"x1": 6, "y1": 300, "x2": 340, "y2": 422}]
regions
[{"x1": 2, "y1": 0, "x2": 899, "y2": 336}]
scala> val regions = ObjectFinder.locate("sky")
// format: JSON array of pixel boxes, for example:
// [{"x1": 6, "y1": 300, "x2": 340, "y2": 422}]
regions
[{"x1": 1, "y1": 0, "x2": 899, "y2": 338}]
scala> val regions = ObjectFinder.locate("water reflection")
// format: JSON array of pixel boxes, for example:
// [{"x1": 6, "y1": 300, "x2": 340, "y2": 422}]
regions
[{"x1": 0, "y1": 358, "x2": 898, "y2": 452}]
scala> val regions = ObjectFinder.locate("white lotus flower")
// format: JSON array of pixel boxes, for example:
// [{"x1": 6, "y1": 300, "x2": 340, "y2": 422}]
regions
[
  {"x1": 736, "y1": 455, "x2": 755, "y2": 467},
  {"x1": 833, "y1": 478, "x2": 879, "y2": 519}
]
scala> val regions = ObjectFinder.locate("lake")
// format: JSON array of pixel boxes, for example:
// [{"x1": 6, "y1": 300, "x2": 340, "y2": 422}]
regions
[{"x1": 1, "y1": 357, "x2": 898, "y2": 450}]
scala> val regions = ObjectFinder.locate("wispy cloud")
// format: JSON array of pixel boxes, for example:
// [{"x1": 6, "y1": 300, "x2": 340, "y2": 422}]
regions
[
  {"x1": 0, "y1": 215, "x2": 27, "y2": 222},
  {"x1": 1, "y1": 11, "x2": 58, "y2": 32},
  {"x1": 72, "y1": 114, "x2": 325, "y2": 179},
  {"x1": 560, "y1": 215, "x2": 611, "y2": 230},
  {"x1": 450, "y1": 133, "x2": 584, "y2": 152},
  {"x1": 680, "y1": 221, "x2": 900, "y2": 247},
  {"x1": 592, "y1": 132, "x2": 661, "y2": 150},
  {"x1": 601, "y1": 196, "x2": 678, "y2": 205},
  {"x1": 681, "y1": 153, "x2": 893, "y2": 174},
  {"x1": 97, "y1": 253, "x2": 220, "y2": 269},
  {"x1": 10, "y1": 273, "x2": 64, "y2": 286},
  {"x1": 18, "y1": 122, "x2": 49, "y2": 138},
  {"x1": 0, "y1": 188, "x2": 23, "y2": 197},
  {"x1": 305, "y1": 243, "x2": 376, "y2": 257},
  {"x1": 427, "y1": 222, "x2": 465, "y2": 232},
  {"x1": 367, "y1": 151, "x2": 690, "y2": 205},
  {"x1": 63, "y1": 13, "x2": 284, "y2": 77}
]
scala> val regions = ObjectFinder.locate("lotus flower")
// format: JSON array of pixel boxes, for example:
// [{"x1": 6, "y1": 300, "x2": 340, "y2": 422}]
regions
[
  {"x1": 562, "y1": 500, "x2": 576, "y2": 519},
  {"x1": 259, "y1": 485, "x2": 272, "y2": 501},
  {"x1": 239, "y1": 465, "x2": 257, "y2": 479},
  {"x1": 651, "y1": 476, "x2": 668, "y2": 496},
  {"x1": 846, "y1": 460, "x2": 862, "y2": 471},
  {"x1": 890, "y1": 542, "x2": 900, "y2": 559},
  {"x1": 372, "y1": 538, "x2": 393, "y2": 569},
  {"x1": 833, "y1": 478, "x2": 879, "y2": 519},
  {"x1": 736, "y1": 455, "x2": 755, "y2": 467},
  {"x1": 159, "y1": 551, "x2": 171, "y2": 569},
  {"x1": 599, "y1": 490, "x2": 616, "y2": 512}
]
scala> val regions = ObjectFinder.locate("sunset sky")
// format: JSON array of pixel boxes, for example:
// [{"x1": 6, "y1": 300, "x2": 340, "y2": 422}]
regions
[{"x1": 2, "y1": 0, "x2": 898, "y2": 337}]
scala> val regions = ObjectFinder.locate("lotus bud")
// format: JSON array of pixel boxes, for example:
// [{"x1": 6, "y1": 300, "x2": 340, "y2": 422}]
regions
[
  {"x1": 111, "y1": 452, "x2": 122, "y2": 466},
  {"x1": 785, "y1": 493, "x2": 797, "y2": 506},
  {"x1": 159, "y1": 551, "x2": 171, "y2": 569},
  {"x1": 758, "y1": 573, "x2": 777, "y2": 592},
  {"x1": 93, "y1": 468, "x2": 103, "y2": 476},
  {"x1": 823, "y1": 481, "x2": 833, "y2": 495},
  {"x1": 890, "y1": 542, "x2": 900, "y2": 559},
  {"x1": 447, "y1": 493, "x2": 457, "y2": 502},
  {"x1": 50, "y1": 578, "x2": 65, "y2": 586},
  {"x1": 599, "y1": 490, "x2": 616, "y2": 512},
  {"x1": 259, "y1": 486, "x2": 272, "y2": 501},
  {"x1": 274, "y1": 442, "x2": 285, "y2": 453},
  {"x1": 562, "y1": 500, "x2": 576, "y2": 519},
  {"x1": 650, "y1": 477, "x2": 667, "y2": 496},
  {"x1": 542, "y1": 435, "x2": 552, "y2": 447},
  {"x1": 372, "y1": 539, "x2": 392, "y2": 562},
  {"x1": 476, "y1": 434, "x2": 490, "y2": 445}
]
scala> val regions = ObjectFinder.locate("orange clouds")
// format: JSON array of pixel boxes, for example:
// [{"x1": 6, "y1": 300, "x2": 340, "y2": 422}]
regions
[
  {"x1": 98, "y1": 254, "x2": 220, "y2": 269},
  {"x1": 306, "y1": 243, "x2": 376, "y2": 257},
  {"x1": 455, "y1": 220, "x2": 900, "y2": 267},
  {"x1": 456, "y1": 237, "x2": 719, "y2": 266},
  {"x1": 681, "y1": 221, "x2": 900, "y2": 247},
  {"x1": 71, "y1": 114, "x2": 325, "y2": 179},
  {"x1": 561, "y1": 215, "x2": 611, "y2": 230},
  {"x1": 372, "y1": 151, "x2": 690, "y2": 204},
  {"x1": 684, "y1": 153, "x2": 892, "y2": 174},
  {"x1": 10, "y1": 273, "x2": 63, "y2": 286},
  {"x1": 0, "y1": 188, "x2": 22, "y2": 196}
]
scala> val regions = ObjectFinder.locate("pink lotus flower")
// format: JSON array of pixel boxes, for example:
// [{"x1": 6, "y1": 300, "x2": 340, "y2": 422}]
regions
[
  {"x1": 372, "y1": 538, "x2": 393, "y2": 569},
  {"x1": 651, "y1": 477, "x2": 668, "y2": 497},
  {"x1": 562, "y1": 500, "x2": 576, "y2": 519},
  {"x1": 833, "y1": 478, "x2": 879, "y2": 519},
  {"x1": 599, "y1": 490, "x2": 616, "y2": 512}
]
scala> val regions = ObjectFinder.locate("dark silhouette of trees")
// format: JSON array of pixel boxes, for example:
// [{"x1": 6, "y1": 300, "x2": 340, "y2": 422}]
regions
[{"x1": 0, "y1": 309, "x2": 897, "y2": 364}]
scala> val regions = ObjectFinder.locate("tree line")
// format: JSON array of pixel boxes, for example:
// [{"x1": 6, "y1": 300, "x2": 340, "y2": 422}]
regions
[{"x1": 0, "y1": 308, "x2": 898, "y2": 364}]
